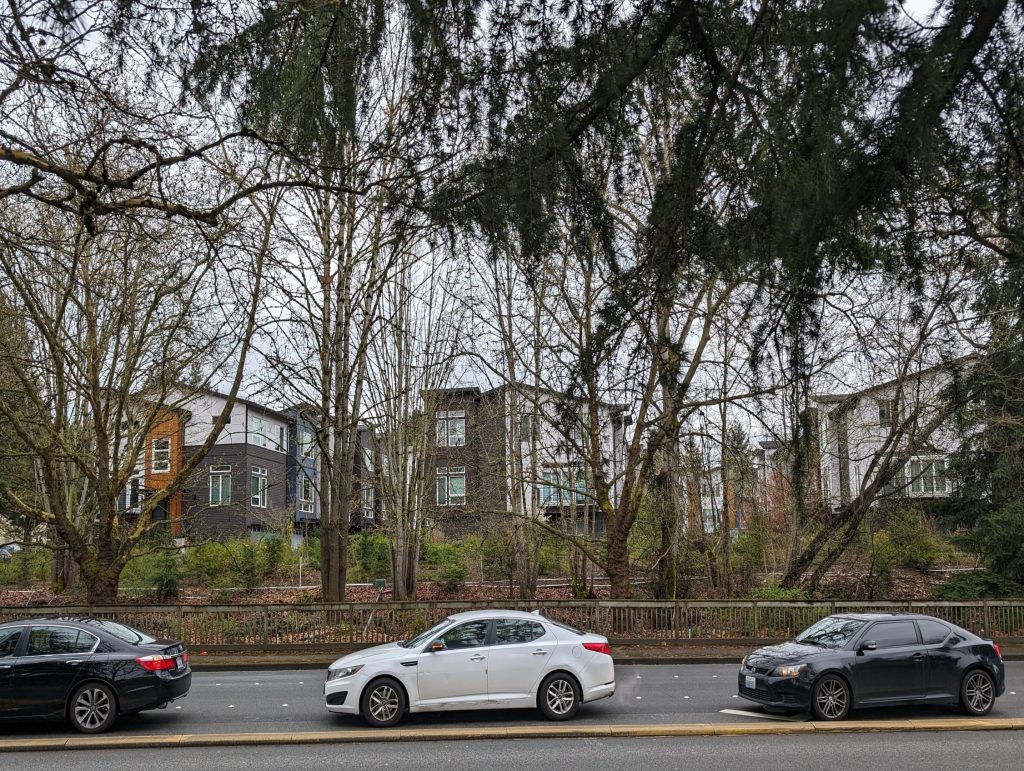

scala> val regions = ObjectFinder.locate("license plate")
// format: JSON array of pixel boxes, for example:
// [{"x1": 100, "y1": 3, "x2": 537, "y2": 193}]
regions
[
  {"x1": 745, "y1": 675, "x2": 756, "y2": 690},
  {"x1": 175, "y1": 656, "x2": 183, "y2": 670}
]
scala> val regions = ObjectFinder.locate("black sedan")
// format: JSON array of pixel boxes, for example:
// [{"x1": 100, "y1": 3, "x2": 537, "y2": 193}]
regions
[
  {"x1": 0, "y1": 617, "x2": 191, "y2": 733},
  {"x1": 738, "y1": 613, "x2": 1005, "y2": 720}
]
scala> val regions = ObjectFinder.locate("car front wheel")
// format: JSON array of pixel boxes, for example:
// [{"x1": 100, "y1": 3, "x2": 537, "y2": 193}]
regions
[
  {"x1": 960, "y1": 669, "x2": 995, "y2": 716},
  {"x1": 538, "y1": 673, "x2": 581, "y2": 721},
  {"x1": 811, "y1": 675, "x2": 850, "y2": 721},
  {"x1": 69, "y1": 682, "x2": 118, "y2": 734},
  {"x1": 360, "y1": 678, "x2": 406, "y2": 728}
]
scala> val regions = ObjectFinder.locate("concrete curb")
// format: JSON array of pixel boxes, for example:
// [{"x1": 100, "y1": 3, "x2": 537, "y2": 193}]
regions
[{"x1": 2, "y1": 719, "x2": 1021, "y2": 753}]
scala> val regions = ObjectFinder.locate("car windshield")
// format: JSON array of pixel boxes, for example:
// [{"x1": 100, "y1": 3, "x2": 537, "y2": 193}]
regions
[
  {"x1": 795, "y1": 616, "x2": 866, "y2": 649},
  {"x1": 403, "y1": 618, "x2": 454, "y2": 649}
]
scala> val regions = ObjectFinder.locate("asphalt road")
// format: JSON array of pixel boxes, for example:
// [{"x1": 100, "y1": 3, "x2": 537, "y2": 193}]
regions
[
  {"x1": 6, "y1": 733, "x2": 1024, "y2": 771},
  {"x1": 1, "y1": 662, "x2": 1022, "y2": 739}
]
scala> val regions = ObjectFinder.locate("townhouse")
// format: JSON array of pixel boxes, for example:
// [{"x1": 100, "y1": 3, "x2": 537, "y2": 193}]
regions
[{"x1": 422, "y1": 384, "x2": 627, "y2": 535}]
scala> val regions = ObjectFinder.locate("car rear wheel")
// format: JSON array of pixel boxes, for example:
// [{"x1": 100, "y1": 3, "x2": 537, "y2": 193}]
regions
[
  {"x1": 360, "y1": 678, "x2": 406, "y2": 728},
  {"x1": 811, "y1": 675, "x2": 850, "y2": 721},
  {"x1": 69, "y1": 682, "x2": 118, "y2": 734},
  {"x1": 960, "y1": 670, "x2": 995, "y2": 716},
  {"x1": 538, "y1": 673, "x2": 581, "y2": 721}
]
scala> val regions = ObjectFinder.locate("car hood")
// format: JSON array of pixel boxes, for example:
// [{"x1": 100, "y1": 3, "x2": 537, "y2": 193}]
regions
[
  {"x1": 745, "y1": 641, "x2": 831, "y2": 668},
  {"x1": 329, "y1": 641, "x2": 409, "y2": 669}
]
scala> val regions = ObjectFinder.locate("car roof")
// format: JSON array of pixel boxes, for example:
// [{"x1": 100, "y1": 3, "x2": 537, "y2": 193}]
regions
[
  {"x1": 0, "y1": 617, "x2": 115, "y2": 630},
  {"x1": 446, "y1": 609, "x2": 548, "y2": 623}
]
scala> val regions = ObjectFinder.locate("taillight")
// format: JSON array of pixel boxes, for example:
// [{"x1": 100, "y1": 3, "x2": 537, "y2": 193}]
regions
[
  {"x1": 583, "y1": 642, "x2": 612, "y2": 656},
  {"x1": 993, "y1": 643, "x2": 1002, "y2": 661},
  {"x1": 136, "y1": 654, "x2": 177, "y2": 671}
]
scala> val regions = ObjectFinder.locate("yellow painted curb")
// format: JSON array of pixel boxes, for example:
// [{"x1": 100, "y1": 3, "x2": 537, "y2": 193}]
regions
[{"x1": 1, "y1": 718, "x2": 1022, "y2": 753}]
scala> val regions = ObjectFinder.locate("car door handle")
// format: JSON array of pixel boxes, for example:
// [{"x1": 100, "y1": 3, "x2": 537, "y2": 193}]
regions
[
  {"x1": 66, "y1": 660, "x2": 84, "y2": 666},
  {"x1": 912, "y1": 653, "x2": 925, "y2": 661},
  {"x1": 469, "y1": 655, "x2": 486, "y2": 662},
  {"x1": 0, "y1": 664, "x2": 10, "y2": 670},
  {"x1": 532, "y1": 650, "x2": 548, "y2": 656}
]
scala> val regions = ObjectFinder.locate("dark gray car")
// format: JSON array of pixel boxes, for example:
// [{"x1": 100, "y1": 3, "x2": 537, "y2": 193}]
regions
[{"x1": 738, "y1": 613, "x2": 1006, "y2": 720}]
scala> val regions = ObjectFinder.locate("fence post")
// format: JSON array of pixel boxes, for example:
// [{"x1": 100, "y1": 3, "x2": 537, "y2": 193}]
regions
[
  {"x1": 753, "y1": 601, "x2": 760, "y2": 645},
  {"x1": 983, "y1": 600, "x2": 991, "y2": 634}
]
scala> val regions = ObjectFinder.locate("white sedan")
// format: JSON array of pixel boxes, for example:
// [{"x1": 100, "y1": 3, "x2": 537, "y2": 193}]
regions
[{"x1": 324, "y1": 609, "x2": 615, "y2": 727}]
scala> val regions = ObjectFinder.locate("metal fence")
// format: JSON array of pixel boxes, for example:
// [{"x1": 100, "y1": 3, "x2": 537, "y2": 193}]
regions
[{"x1": 2, "y1": 600, "x2": 1022, "y2": 648}]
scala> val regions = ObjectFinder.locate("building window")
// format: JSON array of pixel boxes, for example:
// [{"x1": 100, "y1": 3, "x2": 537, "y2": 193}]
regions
[
  {"x1": 538, "y1": 467, "x2": 588, "y2": 507},
  {"x1": 209, "y1": 465, "x2": 231, "y2": 506},
  {"x1": 361, "y1": 486, "x2": 375, "y2": 519},
  {"x1": 298, "y1": 429, "x2": 315, "y2": 458},
  {"x1": 250, "y1": 416, "x2": 268, "y2": 448},
  {"x1": 910, "y1": 458, "x2": 947, "y2": 495},
  {"x1": 362, "y1": 445, "x2": 375, "y2": 473},
  {"x1": 878, "y1": 399, "x2": 895, "y2": 428},
  {"x1": 519, "y1": 413, "x2": 538, "y2": 443},
  {"x1": 276, "y1": 425, "x2": 285, "y2": 451},
  {"x1": 251, "y1": 466, "x2": 268, "y2": 508},
  {"x1": 299, "y1": 475, "x2": 314, "y2": 514},
  {"x1": 151, "y1": 437, "x2": 171, "y2": 473},
  {"x1": 119, "y1": 471, "x2": 143, "y2": 513},
  {"x1": 436, "y1": 467, "x2": 466, "y2": 505},
  {"x1": 436, "y1": 411, "x2": 466, "y2": 447}
]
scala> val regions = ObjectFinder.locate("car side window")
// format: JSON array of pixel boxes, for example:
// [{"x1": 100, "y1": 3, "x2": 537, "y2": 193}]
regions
[
  {"x1": 495, "y1": 620, "x2": 546, "y2": 645},
  {"x1": 25, "y1": 626, "x2": 97, "y2": 656},
  {"x1": 0, "y1": 628, "x2": 21, "y2": 657},
  {"x1": 439, "y1": 621, "x2": 489, "y2": 650},
  {"x1": 918, "y1": 620, "x2": 951, "y2": 645},
  {"x1": 868, "y1": 621, "x2": 919, "y2": 649}
]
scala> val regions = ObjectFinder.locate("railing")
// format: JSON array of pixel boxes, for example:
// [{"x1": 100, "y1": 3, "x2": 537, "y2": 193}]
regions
[{"x1": 2, "y1": 600, "x2": 1022, "y2": 648}]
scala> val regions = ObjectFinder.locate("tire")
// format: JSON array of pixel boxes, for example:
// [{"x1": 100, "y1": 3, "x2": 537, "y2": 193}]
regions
[
  {"x1": 811, "y1": 675, "x2": 850, "y2": 721},
  {"x1": 359, "y1": 677, "x2": 407, "y2": 728},
  {"x1": 960, "y1": 669, "x2": 996, "y2": 716},
  {"x1": 537, "y1": 673, "x2": 581, "y2": 721},
  {"x1": 68, "y1": 682, "x2": 118, "y2": 734}
]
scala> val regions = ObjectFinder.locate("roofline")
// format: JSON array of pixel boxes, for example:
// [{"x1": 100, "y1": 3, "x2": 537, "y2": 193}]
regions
[{"x1": 810, "y1": 354, "x2": 979, "y2": 409}]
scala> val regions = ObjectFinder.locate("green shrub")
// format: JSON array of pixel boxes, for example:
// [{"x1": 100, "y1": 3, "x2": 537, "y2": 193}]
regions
[
  {"x1": 751, "y1": 582, "x2": 806, "y2": 600},
  {"x1": 350, "y1": 532, "x2": 391, "y2": 582},
  {"x1": 420, "y1": 541, "x2": 467, "y2": 590},
  {"x1": 153, "y1": 549, "x2": 182, "y2": 600},
  {"x1": 866, "y1": 531, "x2": 898, "y2": 597},
  {"x1": 884, "y1": 508, "x2": 952, "y2": 570},
  {"x1": 263, "y1": 535, "x2": 288, "y2": 579},
  {"x1": 234, "y1": 539, "x2": 264, "y2": 590},
  {"x1": 182, "y1": 540, "x2": 236, "y2": 587},
  {"x1": 936, "y1": 572, "x2": 1024, "y2": 600},
  {"x1": 0, "y1": 548, "x2": 49, "y2": 587},
  {"x1": 480, "y1": 537, "x2": 515, "y2": 582}
]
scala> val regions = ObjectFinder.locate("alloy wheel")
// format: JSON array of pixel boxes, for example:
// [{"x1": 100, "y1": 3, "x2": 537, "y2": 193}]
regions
[
  {"x1": 368, "y1": 684, "x2": 400, "y2": 723},
  {"x1": 546, "y1": 679, "x2": 576, "y2": 715},
  {"x1": 965, "y1": 672, "x2": 994, "y2": 713},
  {"x1": 74, "y1": 687, "x2": 112, "y2": 731},
  {"x1": 815, "y1": 678, "x2": 848, "y2": 720}
]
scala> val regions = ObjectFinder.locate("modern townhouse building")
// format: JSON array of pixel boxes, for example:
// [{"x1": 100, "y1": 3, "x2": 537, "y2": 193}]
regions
[
  {"x1": 813, "y1": 359, "x2": 971, "y2": 511},
  {"x1": 119, "y1": 390, "x2": 374, "y2": 540},
  {"x1": 176, "y1": 390, "x2": 293, "y2": 537},
  {"x1": 421, "y1": 384, "x2": 627, "y2": 535}
]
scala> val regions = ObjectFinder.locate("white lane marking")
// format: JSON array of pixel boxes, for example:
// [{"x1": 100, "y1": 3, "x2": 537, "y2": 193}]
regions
[
  {"x1": 282, "y1": 704, "x2": 289, "y2": 707},
  {"x1": 673, "y1": 675, "x2": 679, "y2": 679},
  {"x1": 175, "y1": 706, "x2": 182, "y2": 710},
  {"x1": 712, "y1": 675, "x2": 718, "y2": 678},
  {"x1": 228, "y1": 705, "x2": 235, "y2": 709},
  {"x1": 254, "y1": 682, "x2": 260, "y2": 685},
  {"x1": 731, "y1": 695, "x2": 738, "y2": 698},
  {"x1": 720, "y1": 708, "x2": 806, "y2": 722},
  {"x1": 1011, "y1": 692, "x2": 1017, "y2": 695},
  {"x1": 683, "y1": 696, "x2": 690, "y2": 699},
  {"x1": 299, "y1": 682, "x2": 304, "y2": 685}
]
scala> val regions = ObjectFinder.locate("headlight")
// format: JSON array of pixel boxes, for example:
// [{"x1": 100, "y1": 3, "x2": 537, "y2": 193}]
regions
[
  {"x1": 327, "y1": 664, "x2": 364, "y2": 681},
  {"x1": 741, "y1": 656, "x2": 749, "y2": 668},
  {"x1": 775, "y1": 664, "x2": 807, "y2": 678}
]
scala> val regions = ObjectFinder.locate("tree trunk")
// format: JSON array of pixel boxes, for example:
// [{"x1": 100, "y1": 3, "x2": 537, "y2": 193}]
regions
[{"x1": 606, "y1": 524, "x2": 631, "y2": 599}]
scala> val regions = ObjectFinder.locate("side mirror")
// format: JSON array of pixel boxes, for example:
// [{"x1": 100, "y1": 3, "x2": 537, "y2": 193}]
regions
[
  {"x1": 859, "y1": 640, "x2": 877, "y2": 653},
  {"x1": 430, "y1": 640, "x2": 446, "y2": 652}
]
